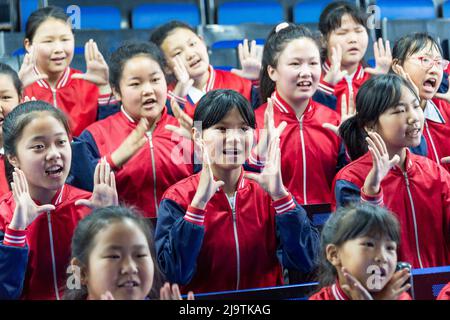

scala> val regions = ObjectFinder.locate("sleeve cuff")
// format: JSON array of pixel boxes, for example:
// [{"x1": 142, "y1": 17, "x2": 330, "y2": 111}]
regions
[
  {"x1": 103, "y1": 155, "x2": 121, "y2": 171},
  {"x1": 272, "y1": 193, "x2": 296, "y2": 215},
  {"x1": 184, "y1": 206, "x2": 206, "y2": 226},
  {"x1": 168, "y1": 91, "x2": 188, "y2": 105},
  {"x1": 98, "y1": 93, "x2": 118, "y2": 106},
  {"x1": 318, "y1": 80, "x2": 336, "y2": 95},
  {"x1": 360, "y1": 187, "x2": 384, "y2": 206},
  {"x1": 247, "y1": 148, "x2": 266, "y2": 168},
  {"x1": 3, "y1": 226, "x2": 27, "y2": 247}
]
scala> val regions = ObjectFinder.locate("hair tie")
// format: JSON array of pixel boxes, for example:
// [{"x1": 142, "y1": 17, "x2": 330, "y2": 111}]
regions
[{"x1": 275, "y1": 22, "x2": 289, "y2": 33}]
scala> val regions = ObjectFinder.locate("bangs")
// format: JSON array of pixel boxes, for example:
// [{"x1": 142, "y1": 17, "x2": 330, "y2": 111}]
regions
[{"x1": 319, "y1": 2, "x2": 367, "y2": 37}]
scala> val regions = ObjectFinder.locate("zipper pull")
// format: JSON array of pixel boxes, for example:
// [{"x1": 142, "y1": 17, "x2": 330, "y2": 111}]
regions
[{"x1": 403, "y1": 172, "x2": 410, "y2": 187}]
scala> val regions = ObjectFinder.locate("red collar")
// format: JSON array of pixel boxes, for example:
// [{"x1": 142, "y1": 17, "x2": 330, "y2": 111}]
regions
[
  {"x1": 270, "y1": 90, "x2": 313, "y2": 119},
  {"x1": 33, "y1": 185, "x2": 65, "y2": 207},
  {"x1": 33, "y1": 67, "x2": 71, "y2": 89},
  {"x1": 205, "y1": 65, "x2": 216, "y2": 92},
  {"x1": 332, "y1": 280, "x2": 351, "y2": 300}
]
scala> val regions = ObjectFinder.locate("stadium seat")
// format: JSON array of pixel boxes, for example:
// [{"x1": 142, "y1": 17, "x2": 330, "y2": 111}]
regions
[
  {"x1": 217, "y1": 1, "x2": 284, "y2": 25},
  {"x1": 443, "y1": 1, "x2": 450, "y2": 18},
  {"x1": 132, "y1": 3, "x2": 200, "y2": 29},
  {"x1": 410, "y1": 265, "x2": 450, "y2": 300},
  {"x1": 76, "y1": 6, "x2": 122, "y2": 30},
  {"x1": 19, "y1": 0, "x2": 39, "y2": 32},
  {"x1": 293, "y1": 0, "x2": 335, "y2": 24},
  {"x1": 373, "y1": 0, "x2": 436, "y2": 20}
]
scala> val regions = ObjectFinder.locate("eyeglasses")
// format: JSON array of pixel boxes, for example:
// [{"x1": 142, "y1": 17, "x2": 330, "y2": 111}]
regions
[{"x1": 413, "y1": 56, "x2": 450, "y2": 70}]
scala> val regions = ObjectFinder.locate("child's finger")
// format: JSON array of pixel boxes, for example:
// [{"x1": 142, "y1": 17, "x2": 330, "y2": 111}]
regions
[
  {"x1": 249, "y1": 40, "x2": 257, "y2": 57},
  {"x1": 187, "y1": 291, "x2": 195, "y2": 300},
  {"x1": 18, "y1": 169, "x2": 28, "y2": 193},
  {"x1": 93, "y1": 160, "x2": 100, "y2": 186},
  {"x1": 171, "y1": 283, "x2": 182, "y2": 300},
  {"x1": 237, "y1": 43, "x2": 244, "y2": 65},
  {"x1": 74, "y1": 199, "x2": 93, "y2": 208},
  {"x1": 242, "y1": 39, "x2": 249, "y2": 60},
  {"x1": 104, "y1": 162, "x2": 111, "y2": 186}
]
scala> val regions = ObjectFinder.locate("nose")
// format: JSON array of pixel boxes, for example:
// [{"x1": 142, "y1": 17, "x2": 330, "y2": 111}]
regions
[
  {"x1": 374, "y1": 246, "x2": 388, "y2": 264},
  {"x1": 408, "y1": 107, "x2": 421, "y2": 125},
  {"x1": 120, "y1": 256, "x2": 138, "y2": 275},
  {"x1": 46, "y1": 143, "x2": 62, "y2": 161},
  {"x1": 141, "y1": 81, "x2": 154, "y2": 95},
  {"x1": 52, "y1": 40, "x2": 64, "y2": 53}
]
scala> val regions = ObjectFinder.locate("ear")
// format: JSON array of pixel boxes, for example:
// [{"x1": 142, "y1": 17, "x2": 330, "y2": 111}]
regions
[
  {"x1": 23, "y1": 38, "x2": 32, "y2": 53},
  {"x1": 112, "y1": 87, "x2": 121, "y2": 102},
  {"x1": 326, "y1": 244, "x2": 341, "y2": 268},
  {"x1": 267, "y1": 64, "x2": 278, "y2": 82},
  {"x1": 364, "y1": 123, "x2": 377, "y2": 134},
  {"x1": 7, "y1": 155, "x2": 20, "y2": 169},
  {"x1": 70, "y1": 258, "x2": 88, "y2": 285},
  {"x1": 392, "y1": 58, "x2": 400, "y2": 68}
]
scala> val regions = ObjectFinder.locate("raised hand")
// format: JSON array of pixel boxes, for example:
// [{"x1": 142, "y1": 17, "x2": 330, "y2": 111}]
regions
[
  {"x1": 160, "y1": 282, "x2": 194, "y2": 300},
  {"x1": 165, "y1": 99, "x2": 193, "y2": 140},
  {"x1": 392, "y1": 64, "x2": 420, "y2": 97},
  {"x1": 323, "y1": 44, "x2": 348, "y2": 85},
  {"x1": 190, "y1": 142, "x2": 224, "y2": 210},
  {"x1": 364, "y1": 38, "x2": 392, "y2": 76},
  {"x1": 231, "y1": 39, "x2": 263, "y2": 80},
  {"x1": 253, "y1": 98, "x2": 287, "y2": 162},
  {"x1": 18, "y1": 45, "x2": 48, "y2": 88},
  {"x1": 363, "y1": 132, "x2": 400, "y2": 196},
  {"x1": 111, "y1": 117, "x2": 149, "y2": 167},
  {"x1": 341, "y1": 267, "x2": 374, "y2": 300},
  {"x1": 171, "y1": 55, "x2": 194, "y2": 98},
  {"x1": 9, "y1": 168, "x2": 55, "y2": 230},
  {"x1": 372, "y1": 268, "x2": 411, "y2": 300},
  {"x1": 322, "y1": 92, "x2": 356, "y2": 136},
  {"x1": 75, "y1": 159, "x2": 118, "y2": 209},
  {"x1": 245, "y1": 137, "x2": 288, "y2": 200},
  {"x1": 100, "y1": 291, "x2": 115, "y2": 300},
  {"x1": 71, "y1": 39, "x2": 109, "y2": 86}
]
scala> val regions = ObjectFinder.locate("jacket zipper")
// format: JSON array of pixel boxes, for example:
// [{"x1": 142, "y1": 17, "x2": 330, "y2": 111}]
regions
[
  {"x1": 51, "y1": 88, "x2": 58, "y2": 108},
  {"x1": 227, "y1": 192, "x2": 240, "y2": 290},
  {"x1": 147, "y1": 130, "x2": 158, "y2": 215},
  {"x1": 46, "y1": 211, "x2": 60, "y2": 300},
  {"x1": 298, "y1": 115, "x2": 307, "y2": 204},
  {"x1": 403, "y1": 172, "x2": 424, "y2": 268},
  {"x1": 424, "y1": 121, "x2": 440, "y2": 164}
]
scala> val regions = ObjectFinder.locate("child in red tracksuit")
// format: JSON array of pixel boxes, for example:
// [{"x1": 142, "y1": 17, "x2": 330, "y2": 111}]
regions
[
  {"x1": 317, "y1": 1, "x2": 391, "y2": 115},
  {"x1": 309, "y1": 203, "x2": 412, "y2": 300},
  {"x1": 69, "y1": 42, "x2": 194, "y2": 218},
  {"x1": 0, "y1": 63, "x2": 23, "y2": 196},
  {"x1": 20, "y1": 6, "x2": 115, "y2": 136},
  {"x1": 391, "y1": 33, "x2": 450, "y2": 172},
  {"x1": 150, "y1": 20, "x2": 260, "y2": 118},
  {"x1": 255, "y1": 23, "x2": 344, "y2": 205},
  {"x1": 155, "y1": 89, "x2": 320, "y2": 294},
  {"x1": 0, "y1": 101, "x2": 117, "y2": 300},
  {"x1": 333, "y1": 74, "x2": 450, "y2": 269}
]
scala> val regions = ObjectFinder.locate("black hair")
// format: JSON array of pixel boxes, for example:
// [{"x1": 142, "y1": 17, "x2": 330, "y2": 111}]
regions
[
  {"x1": 319, "y1": 1, "x2": 367, "y2": 40},
  {"x1": 149, "y1": 20, "x2": 197, "y2": 48},
  {"x1": 317, "y1": 203, "x2": 401, "y2": 288},
  {"x1": 259, "y1": 23, "x2": 321, "y2": 103},
  {"x1": 193, "y1": 89, "x2": 256, "y2": 130},
  {"x1": 3, "y1": 101, "x2": 71, "y2": 184},
  {"x1": 392, "y1": 32, "x2": 444, "y2": 66},
  {"x1": 25, "y1": 6, "x2": 71, "y2": 43},
  {"x1": 109, "y1": 41, "x2": 167, "y2": 95},
  {"x1": 63, "y1": 206, "x2": 164, "y2": 300},
  {"x1": 0, "y1": 62, "x2": 23, "y2": 97},
  {"x1": 339, "y1": 73, "x2": 419, "y2": 160}
]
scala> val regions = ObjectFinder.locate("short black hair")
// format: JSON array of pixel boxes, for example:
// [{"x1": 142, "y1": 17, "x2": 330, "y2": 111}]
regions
[
  {"x1": 150, "y1": 20, "x2": 197, "y2": 48},
  {"x1": 0, "y1": 62, "x2": 22, "y2": 97},
  {"x1": 392, "y1": 32, "x2": 444, "y2": 65},
  {"x1": 25, "y1": 6, "x2": 71, "y2": 43},
  {"x1": 319, "y1": 1, "x2": 367, "y2": 39}
]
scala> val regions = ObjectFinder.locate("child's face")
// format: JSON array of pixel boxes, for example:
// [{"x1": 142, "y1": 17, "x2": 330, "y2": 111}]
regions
[
  {"x1": 198, "y1": 108, "x2": 253, "y2": 171},
  {"x1": 0, "y1": 74, "x2": 20, "y2": 139},
  {"x1": 8, "y1": 114, "x2": 71, "y2": 195},
  {"x1": 334, "y1": 235, "x2": 398, "y2": 292},
  {"x1": 115, "y1": 55, "x2": 167, "y2": 122},
  {"x1": 401, "y1": 43, "x2": 444, "y2": 101},
  {"x1": 268, "y1": 38, "x2": 321, "y2": 106},
  {"x1": 160, "y1": 28, "x2": 210, "y2": 81},
  {"x1": 375, "y1": 86, "x2": 423, "y2": 151},
  {"x1": 25, "y1": 18, "x2": 74, "y2": 77},
  {"x1": 327, "y1": 14, "x2": 368, "y2": 69},
  {"x1": 85, "y1": 220, "x2": 154, "y2": 300}
]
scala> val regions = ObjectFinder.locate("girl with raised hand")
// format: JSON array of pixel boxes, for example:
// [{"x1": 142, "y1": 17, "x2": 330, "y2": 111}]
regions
[
  {"x1": 333, "y1": 73, "x2": 450, "y2": 269},
  {"x1": 20, "y1": 6, "x2": 115, "y2": 136},
  {"x1": 256, "y1": 23, "x2": 344, "y2": 206},
  {"x1": 391, "y1": 33, "x2": 450, "y2": 172},
  {"x1": 155, "y1": 89, "x2": 319, "y2": 294},
  {"x1": 69, "y1": 41, "x2": 194, "y2": 218},
  {"x1": 0, "y1": 101, "x2": 117, "y2": 300},
  {"x1": 310, "y1": 203, "x2": 411, "y2": 300},
  {"x1": 64, "y1": 205, "x2": 194, "y2": 300},
  {"x1": 317, "y1": 1, "x2": 391, "y2": 115},
  {"x1": 150, "y1": 20, "x2": 260, "y2": 118}
]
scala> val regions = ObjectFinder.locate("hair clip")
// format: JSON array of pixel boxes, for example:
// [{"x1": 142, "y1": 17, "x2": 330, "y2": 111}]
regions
[{"x1": 275, "y1": 22, "x2": 289, "y2": 33}]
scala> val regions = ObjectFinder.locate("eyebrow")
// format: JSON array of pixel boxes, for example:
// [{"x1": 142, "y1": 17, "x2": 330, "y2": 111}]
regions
[
  {"x1": 29, "y1": 132, "x2": 67, "y2": 141},
  {"x1": 104, "y1": 244, "x2": 147, "y2": 250}
]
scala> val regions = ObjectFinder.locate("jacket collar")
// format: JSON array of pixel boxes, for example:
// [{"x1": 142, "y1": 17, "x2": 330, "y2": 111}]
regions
[
  {"x1": 389, "y1": 148, "x2": 414, "y2": 173},
  {"x1": 323, "y1": 60, "x2": 365, "y2": 82},
  {"x1": 205, "y1": 65, "x2": 216, "y2": 92},
  {"x1": 34, "y1": 66, "x2": 71, "y2": 89},
  {"x1": 425, "y1": 99, "x2": 446, "y2": 124},
  {"x1": 33, "y1": 185, "x2": 65, "y2": 207},
  {"x1": 332, "y1": 280, "x2": 351, "y2": 300},
  {"x1": 271, "y1": 90, "x2": 314, "y2": 119},
  {"x1": 120, "y1": 105, "x2": 168, "y2": 132},
  {"x1": 215, "y1": 167, "x2": 248, "y2": 194}
]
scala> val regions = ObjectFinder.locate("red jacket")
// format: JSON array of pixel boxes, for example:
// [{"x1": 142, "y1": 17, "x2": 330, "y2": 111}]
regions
[
  {"x1": 155, "y1": 169, "x2": 320, "y2": 294},
  {"x1": 437, "y1": 282, "x2": 450, "y2": 300},
  {"x1": 0, "y1": 184, "x2": 91, "y2": 300},
  {"x1": 70, "y1": 107, "x2": 194, "y2": 218},
  {"x1": 23, "y1": 67, "x2": 112, "y2": 136},
  {"x1": 422, "y1": 98, "x2": 450, "y2": 172},
  {"x1": 309, "y1": 281, "x2": 412, "y2": 300},
  {"x1": 318, "y1": 62, "x2": 371, "y2": 115},
  {"x1": 332, "y1": 149, "x2": 450, "y2": 269},
  {"x1": 253, "y1": 90, "x2": 343, "y2": 205},
  {"x1": 0, "y1": 154, "x2": 9, "y2": 197},
  {"x1": 167, "y1": 65, "x2": 258, "y2": 118}
]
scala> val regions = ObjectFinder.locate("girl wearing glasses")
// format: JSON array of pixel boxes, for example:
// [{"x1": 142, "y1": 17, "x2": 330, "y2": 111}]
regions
[{"x1": 391, "y1": 33, "x2": 450, "y2": 172}]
